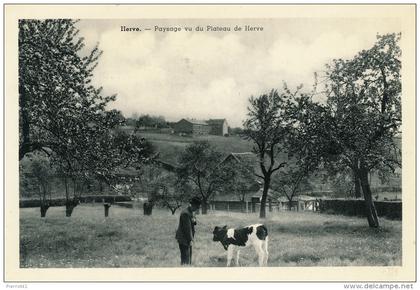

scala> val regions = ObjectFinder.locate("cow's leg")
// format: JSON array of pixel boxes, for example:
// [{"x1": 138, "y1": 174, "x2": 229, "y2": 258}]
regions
[
  {"x1": 236, "y1": 249, "x2": 241, "y2": 266},
  {"x1": 253, "y1": 242, "x2": 265, "y2": 267},
  {"x1": 227, "y1": 246, "x2": 234, "y2": 267},
  {"x1": 263, "y1": 238, "x2": 269, "y2": 266}
]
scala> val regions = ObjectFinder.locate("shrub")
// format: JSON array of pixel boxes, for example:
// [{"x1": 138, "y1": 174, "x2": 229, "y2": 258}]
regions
[{"x1": 318, "y1": 199, "x2": 401, "y2": 220}]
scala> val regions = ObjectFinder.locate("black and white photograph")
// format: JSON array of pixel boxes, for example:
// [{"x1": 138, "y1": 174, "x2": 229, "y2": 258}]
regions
[{"x1": 4, "y1": 4, "x2": 416, "y2": 282}]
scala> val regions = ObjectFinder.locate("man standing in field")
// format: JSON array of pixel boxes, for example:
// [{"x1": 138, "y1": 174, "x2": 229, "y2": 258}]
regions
[{"x1": 175, "y1": 196, "x2": 201, "y2": 266}]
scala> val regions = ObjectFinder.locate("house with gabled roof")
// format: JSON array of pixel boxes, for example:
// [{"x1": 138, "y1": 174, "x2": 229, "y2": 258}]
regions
[
  {"x1": 207, "y1": 119, "x2": 228, "y2": 136},
  {"x1": 173, "y1": 118, "x2": 211, "y2": 135},
  {"x1": 173, "y1": 118, "x2": 228, "y2": 136}
]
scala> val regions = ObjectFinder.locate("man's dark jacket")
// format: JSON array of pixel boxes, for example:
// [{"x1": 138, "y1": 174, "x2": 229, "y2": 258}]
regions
[{"x1": 175, "y1": 207, "x2": 195, "y2": 245}]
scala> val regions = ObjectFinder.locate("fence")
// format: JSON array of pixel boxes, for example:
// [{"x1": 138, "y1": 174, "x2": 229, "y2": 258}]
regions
[
  {"x1": 208, "y1": 199, "x2": 400, "y2": 220},
  {"x1": 19, "y1": 195, "x2": 132, "y2": 208},
  {"x1": 208, "y1": 199, "x2": 319, "y2": 214},
  {"x1": 318, "y1": 199, "x2": 402, "y2": 220}
]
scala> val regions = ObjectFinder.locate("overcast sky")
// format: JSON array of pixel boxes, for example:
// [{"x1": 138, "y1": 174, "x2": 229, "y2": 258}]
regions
[{"x1": 77, "y1": 18, "x2": 401, "y2": 128}]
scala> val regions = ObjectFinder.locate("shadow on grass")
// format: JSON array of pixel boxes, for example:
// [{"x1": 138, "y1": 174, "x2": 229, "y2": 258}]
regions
[
  {"x1": 97, "y1": 230, "x2": 120, "y2": 238},
  {"x1": 208, "y1": 255, "x2": 226, "y2": 267},
  {"x1": 282, "y1": 253, "x2": 322, "y2": 264},
  {"x1": 273, "y1": 221, "x2": 393, "y2": 237}
]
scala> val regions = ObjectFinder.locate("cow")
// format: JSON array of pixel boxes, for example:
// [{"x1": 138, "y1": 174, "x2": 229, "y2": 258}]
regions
[{"x1": 212, "y1": 224, "x2": 269, "y2": 267}]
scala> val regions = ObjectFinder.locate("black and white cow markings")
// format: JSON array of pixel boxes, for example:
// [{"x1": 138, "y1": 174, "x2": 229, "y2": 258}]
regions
[{"x1": 212, "y1": 224, "x2": 269, "y2": 267}]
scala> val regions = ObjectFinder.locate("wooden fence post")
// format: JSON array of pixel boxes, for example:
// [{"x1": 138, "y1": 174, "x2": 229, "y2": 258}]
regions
[{"x1": 104, "y1": 203, "x2": 111, "y2": 217}]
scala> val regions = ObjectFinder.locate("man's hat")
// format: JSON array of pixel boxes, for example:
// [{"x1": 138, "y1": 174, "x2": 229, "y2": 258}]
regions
[{"x1": 190, "y1": 196, "x2": 202, "y2": 206}]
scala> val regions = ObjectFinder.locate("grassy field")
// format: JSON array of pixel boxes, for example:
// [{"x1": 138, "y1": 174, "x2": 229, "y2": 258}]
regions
[
  {"x1": 20, "y1": 204, "x2": 401, "y2": 268},
  {"x1": 136, "y1": 132, "x2": 253, "y2": 164}
]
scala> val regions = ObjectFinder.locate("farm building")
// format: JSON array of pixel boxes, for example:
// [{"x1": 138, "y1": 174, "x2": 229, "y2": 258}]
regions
[
  {"x1": 222, "y1": 151, "x2": 289, "y2": 178},
  {"x1": 173, "y1": 118, "x2": 211, "y2": 135},
  {"x1": 173, "y1": 118, "x2": 229, "y2": 136},
  {"x1": 277, "y1": 194, "x2": 320, "y2": 211},
  {"x1": 223, "y1": 152, "x2": 259, "y2": 167},
  {"x1": 222, "y1": 152, "x2": 261, "y2": 183},
  {"x1": 207, "y1": 119, "x2": 229, "y2": 136}
]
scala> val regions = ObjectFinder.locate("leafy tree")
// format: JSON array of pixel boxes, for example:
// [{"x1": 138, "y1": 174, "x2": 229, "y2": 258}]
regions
[
  {"x1": 222, "y1": 156, "x2": 258, "y2": 202},
  {"x1": 243, "y1": 83, "x2": 333, "y2": 218},
  {"x1": 19, "y1": 19, "x2": 114, "y2": 216},
  {"x1": 125, "y1": 117, "x2": 137, "y2": 127},
  {"x1": 177, "y1": 141, "x2": 235, "y2": 214},
  {"x1": 25, "y1": 153, "x2": 54, "y2": 217},
  {"x1": 49, "y1": 121, "x2": 155, "y2": 216},
  {"x1": 135, "y1": 163, "x2": 165, "y2": 215},
  {"x1": 135, "y1": 114, "x2": 168, "y2": 130},
  {"x1": 108, "y1": 130, "x2": 156, "y2": 172},
  {"x1": 19, "y1": 20, "x2": 155, "y2": 216},
  {"x1": 284, "y1": 91, "x2": 336, "y2": 194},
  {"x1": 233, "y1": 164, "x2": 259, "y2": 203},
  {"x1": 19, "y1": 19, "x2": 116, "y2": 160},
  {"x1": 324, "y1": 33, "x2": 401, "y2": 227},
  {"x1": 243, "y1": 89, "x2": 294, "y2": 218},
  {"x1": 271, "y1": 163, "x2": 312, "y2": 210},
  {"x1": 329, "y1": 170, "x2": 355, "y2": 198},
  {"x1": 154, "y1": 173, "x2": 191, "y2": 215}
]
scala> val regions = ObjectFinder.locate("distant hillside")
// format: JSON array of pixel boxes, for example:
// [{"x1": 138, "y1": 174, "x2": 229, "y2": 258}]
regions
[{"x1": 136, "y1": 132, "x2": 254, "y2": 165}]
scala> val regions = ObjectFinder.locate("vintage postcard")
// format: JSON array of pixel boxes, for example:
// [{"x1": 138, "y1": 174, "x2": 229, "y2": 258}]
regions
[{"x1": 4, "y1": 4, "x2": 416, "y2": 282}]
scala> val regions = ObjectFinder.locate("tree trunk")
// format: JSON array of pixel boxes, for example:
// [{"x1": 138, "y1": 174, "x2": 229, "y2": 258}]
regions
[
  {"x1": 65, "y1": 198, "x2": 79, "y2": 217},
  {"x1": 104, "y1": 203, "x2": 111, "y2": 217},
  {"x1": 40, "y1": 203, "x2": 49, "y2": 218},
  {"x1": 65, "y1": 204, "x2": 75, "y2": 217},
  {"x1": 65, "y1": 202, "x2": 77, "y2": 217},
  {"x1": 19, "y1": 85, "x2": 31, "y2": 160},
  {"x1": 143, "y1": 202, "x2": 153, "y2": 215},
  {"x1": 201, "y1": 199, "x2": 208, "y2": 215},
  {"x1": 259, "y1": 177, "x2": 270, "y2": 218},
  {"x1": 64, "y1": 177, "x2": 69, "y2": 201},
  {"x1": 359, "y1": 166, "x2": 379, "y2": 228},
  {"x1": 288, "y1": 200, "x2": 293, "y2": 211},
  {"x1": 241, "y1": 201, "x2": 246, "y2": 213},
  {"x1": 353, "y1": 168, "x2": 362, "y2": 198}
]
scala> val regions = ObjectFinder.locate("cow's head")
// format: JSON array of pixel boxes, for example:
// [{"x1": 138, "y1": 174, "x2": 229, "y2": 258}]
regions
[{"x1": 212, "y1": 225, "x2": 227, "y2": 242}]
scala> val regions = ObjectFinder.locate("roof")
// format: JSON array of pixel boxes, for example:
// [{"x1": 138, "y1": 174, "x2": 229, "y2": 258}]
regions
[
  {"x1": 254, "y1": 188, "x2": 278, "y2": 198},
  {"x1": 176, "y1": 118, "x2": 229, "y2": 126},
  {"x1": 228, "y1": 152, "x2": 258, "y2": 164},
  {"x1": 207, "y1": 119, "x2": 227, "y2": 125},
  {"x1": 223, "y1": 152, "x2": 261, "y2": 175},
  {"x1": 180, "y1": 118, "x2": 209, "y2": 126}
]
